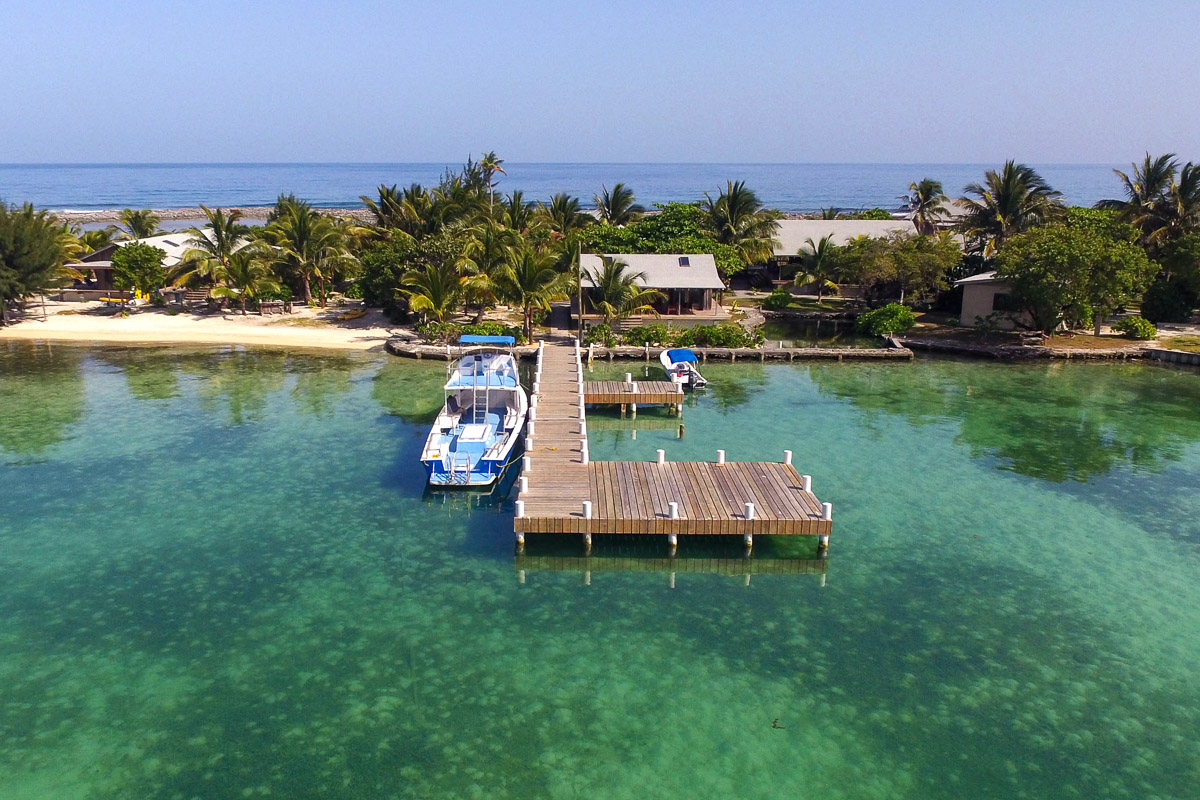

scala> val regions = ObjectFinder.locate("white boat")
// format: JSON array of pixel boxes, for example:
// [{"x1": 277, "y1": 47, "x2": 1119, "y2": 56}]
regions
[
  {"x1": 660, "y1": 347, "x2": 708, "y2": 389},
  {"x1": 421, "y1": 335, "x2": 527, "y2": 487}
]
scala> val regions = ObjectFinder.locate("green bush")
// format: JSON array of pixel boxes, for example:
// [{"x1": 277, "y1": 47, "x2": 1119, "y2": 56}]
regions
[
  {"x1": 1141, "y1": 275, "x2": 1199, "y2": 323},
  {"x1": 417, "y1": 321, "x2": 525, "y2": 344},
  {"x1": 856, "y1": 303, "x2": 916, "y2": 336},
  {"x1": 676, "y1": 323, "x2": 762, "y2": 348},
  {"x1": 762, "y1": 288, "x2": 793, "y2": 311},
  {"x1": 583, "y1": 323, "x2": 616, "y2": 346},
  {"x1": 620, "y1": 322, "x2": 672, "y2": 346},
  {"x1": 342, "y1": 280, "x2": 364, "y2": 299},
  {"x1": 844, "y1": 207, "x2": 894, "y2": 221},
  {"x1": 1112, "y1": 315, "x2": 1157, "y2": 340}
]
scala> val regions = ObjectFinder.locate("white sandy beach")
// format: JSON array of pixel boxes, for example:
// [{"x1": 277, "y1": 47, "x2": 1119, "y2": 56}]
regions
[{"x1": 0, "y1": 302, "x2": 402, "y2": 351}]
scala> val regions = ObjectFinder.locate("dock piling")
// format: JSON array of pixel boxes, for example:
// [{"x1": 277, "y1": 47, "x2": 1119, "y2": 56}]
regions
[
  {"x1": 515, "y1": 501, "x2": 525, "y2": 519},
  {"x1": 717, "y1": 449, "x2": 726, "y2": 465},
  {"x1": 523, "y1": 455, "x2": 532, "y2": 472},
  {"x1": 783, "y1": 450, "x2": 793, "y2": 466},
  {"x1": 581, "y1": 440, "x2": 589, "y2": 464},
  {"x1": 668, "y1": 501, "x2": 679, "y2": 519},
  {"x1": 656, "y1": 449, "x2": 666, "y2": 465},
  {"x1": 802, "y1": 474, "x2": 812, "y2": 493},
  {"x1": 583, "y1": 500, "x2": 592, "y2": 519},
  {"x1": 744, "y1": 502, "x2": 756, "y2": 520},
  {"x1": 518, "y1": 477, "x2": 528, "y2": 495},
  {"x1": 583, "y1": 533, "x2": 592, "y2": 553}
]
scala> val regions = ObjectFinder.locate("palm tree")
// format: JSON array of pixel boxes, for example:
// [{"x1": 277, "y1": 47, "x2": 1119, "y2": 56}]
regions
[
  {"x1": 1095, "y1": 153, "x2": 1178, "y2": 243},
  {"x1": 78, "y1": 227, "x2": 117, "y2": 254},
  {"x1": 265, "y1": 204, "x2": 353, "y2": 307},
  {"x1": 1157, "y1": 162, "x2": 1200, "y2": 247},
  {"x1": 119, "y1": 209, "x2": 161, "y2": 240},
  {"x1": 402, "y1": 262, "x2": 462, "y2": 323},
  {"x1": 793, "y1": 235, "x2": 840, "y2": 302},
  {"x1": 361, "y1": 184, "x2": 415, "y2": 231},
  {"x1": 594, "y1": 183, "x2": 645, "y2": 226},
  {"x1": 502, "y1": 190, "x2": 537, "y2": 232},
  {"x1": 538, "y1": 194, "x2": 592, "y2": 236},
  {"x1": 583, "y1": 256, "x2": 665, "y2": 326},
  {"x1": 958, "y1": 161, "x2": 1064, "y2": 256},
  {"x1": 479, "y1": 151, "x2": 506, "y2": 214},
  {"x1": 903, "y1": 179, "x2": 949, "y2": 236},
  {"x1": 459, "y1": 220, "x2": 518, "y2": 321},
  {"x1": 494, "y1": 247, "x2": 570, "y2": 340},
  {"x1": 210, "y1": 247, "x2": 280, "y2": 315},
  {"x1": 701, "y1": 181, "x2": 781, "y2": 265},
  {"x1": 172, "y1": 206, "x2": 252, "y2": 285}
]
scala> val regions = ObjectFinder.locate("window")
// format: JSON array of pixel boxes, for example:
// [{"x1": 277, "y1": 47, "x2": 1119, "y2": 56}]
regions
[
  {"x1": 992, "y1": 292, "x2": 1018, "y2": 312},
  {"x1": 678, "y1": 256, "x2": 690, "y2": 268}
]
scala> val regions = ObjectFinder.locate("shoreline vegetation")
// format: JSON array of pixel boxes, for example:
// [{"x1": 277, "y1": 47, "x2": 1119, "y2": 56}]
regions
[{"x1": 3, "y1": 153, "x2": 1199, "y2": 361}]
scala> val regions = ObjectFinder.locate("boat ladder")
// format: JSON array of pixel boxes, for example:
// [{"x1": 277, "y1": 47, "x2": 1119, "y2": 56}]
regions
[{"x1": 447, "y1": 453, "x2": 473, "y2": 485}]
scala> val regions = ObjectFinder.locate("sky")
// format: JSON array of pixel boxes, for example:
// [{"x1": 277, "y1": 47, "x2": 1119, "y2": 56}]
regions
[{"x1": 2, "y1": 0, "x2": 1198, "y2": 164}]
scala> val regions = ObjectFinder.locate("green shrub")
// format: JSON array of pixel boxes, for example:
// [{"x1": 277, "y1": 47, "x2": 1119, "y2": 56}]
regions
[
  {"x1": 680, "y1": 323, "x2": 761, "y2": 348},
  {"x1": 762, "y1": 288, "x2": 793, "y2": 311},
  {"x1": 856, "y1": 303, "x2": 916, "y2": 336},
  {"x1": 621, "y1": 322, "x2": 672, "y2": 346},
  {"x1": 1141, "y1": 275, "x2": 1199, "y2": 323},
  {"x1": 416, "y1": 321, "x2": 525, "y2": 344},
  {"x1": 583, "y1": 323, "x2": 616, "y2": 346},
  {"x1": 1112, "y1": 315, "x2": 1157, "y2": 340},
  {"x1": 342, "y1": 280, "x2": 364, "y2": 299}
]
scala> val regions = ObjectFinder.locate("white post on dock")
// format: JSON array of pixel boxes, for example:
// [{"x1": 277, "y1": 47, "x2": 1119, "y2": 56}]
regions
[
  {"x1": 579, "y1": 421, "x2": 587, "y2": 436},
  {"x1": 632, "y1": 381, "x2": 637, "y2": 393},
  {"x1": 523, "y1": 455, "x2": 532, "y2": 472},
  {"x1": 582, "y1": 500, "x2": 592, "y2": 519},
  {"x1": 656, "y1": 449, "x2": 666, "y2": 465},
  {"x1": 822, "y1": 502, "x2": 832, "y2": 521},
  {"x1": 578, "y1": 405, "x2": 586, "y2": 419},
  {"x1": 744, "y1": 502, "x2": 755, "y2": 520},
  {"x1": 802, "y1": 474, "x2": 812, "y2": 493},
  {"x1": 528, "y1": 421, "x2": 535, "y2": 437},
  {"x1": 783, "y1": 450, "x2": 793, "y2": 466},
  {"x1": 581, "y1": 440, "x2": 589, "y2": 464},
  {"x1": 668, "y1": 501, "x2": 679, "y2": 519},
  {"x1": 625, "y1": 372, "x2": 632, "y2": 388},
  {"x1": 533, "y1": 381, "x2": 540, "y2": 394},
  {"x1": 525, "y1": 437, "x2": 534, "y2": 451},
  {"x1": 530, "y1": 395, "x2": 538, "y2": 408},
  {"x1": 518, "y1": 476, "x2": 528, "y2": 495},
  {"x1": 717, "y1": 449, "x2": 726, "y2": 465},
  {"x1": 515, "y1": 501, "x2": 525, "y2": 519}
]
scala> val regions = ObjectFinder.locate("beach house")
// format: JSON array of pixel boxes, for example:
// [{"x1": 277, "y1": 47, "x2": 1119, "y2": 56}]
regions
[
  {"x1": 955, "y1": 271, "x2": 1030, "y2": 329},
  {"x1": 578, "y1": 253, "x2": 727, "y2": 327}
]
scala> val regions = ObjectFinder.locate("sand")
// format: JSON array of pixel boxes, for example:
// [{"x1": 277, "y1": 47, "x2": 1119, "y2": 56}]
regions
[{"x1": 0, "y1": 302, "x2": 402, "y2": 351}]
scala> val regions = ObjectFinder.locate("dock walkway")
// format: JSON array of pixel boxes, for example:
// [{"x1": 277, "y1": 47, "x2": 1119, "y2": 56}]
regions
[{"x1": 516, "y1": 337, "x2": 832, "y2": 552}]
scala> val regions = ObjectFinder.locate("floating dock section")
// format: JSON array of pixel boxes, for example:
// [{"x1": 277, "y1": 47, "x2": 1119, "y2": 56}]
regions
[{"x1": 515, "y1": 339, "x2": 833, "y2": 554}]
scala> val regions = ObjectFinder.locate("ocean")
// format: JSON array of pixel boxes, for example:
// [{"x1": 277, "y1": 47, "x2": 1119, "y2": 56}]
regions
[
  {"x1": 3, "y1": 342, "x2": 1199, "y2": 799},
  {"x1": 0, "y1": 162, "x2": 1125, "y2": 213}
]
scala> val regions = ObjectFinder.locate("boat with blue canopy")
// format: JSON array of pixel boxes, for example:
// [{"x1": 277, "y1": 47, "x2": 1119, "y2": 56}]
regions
[
  {"x1": 660, "y1": 347, "x2": 708, "y2": 389},
  {"x1": 421, "y1": 335, "x2": 528, "y2": 486}
]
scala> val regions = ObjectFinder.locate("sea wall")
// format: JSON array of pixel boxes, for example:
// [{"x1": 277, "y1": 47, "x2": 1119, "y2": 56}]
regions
[{"x1": 384, "y1": 338, "x2": 912, "y2": 362}]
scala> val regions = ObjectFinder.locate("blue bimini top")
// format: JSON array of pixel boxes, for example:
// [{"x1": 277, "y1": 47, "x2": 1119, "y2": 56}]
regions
[
  {"x1": 666, "y1": 348, "x2": 699, "y2": 363},
  {"x1": 459, "y1": 334, "x2": 516, "y2": 346}
]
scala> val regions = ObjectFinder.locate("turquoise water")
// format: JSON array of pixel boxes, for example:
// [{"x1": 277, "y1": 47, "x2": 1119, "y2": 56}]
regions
[{"x1": 2, "y1": 342, "x2": 1200, "y2": 799}]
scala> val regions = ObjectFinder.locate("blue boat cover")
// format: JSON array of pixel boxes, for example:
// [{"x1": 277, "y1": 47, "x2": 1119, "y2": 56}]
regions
[
  {"x1": 666, "y1": 348, "x2": 699, "y2": 363},
  {"x1": 460, "y1": 334, "x2": 516, "y2": 346}
]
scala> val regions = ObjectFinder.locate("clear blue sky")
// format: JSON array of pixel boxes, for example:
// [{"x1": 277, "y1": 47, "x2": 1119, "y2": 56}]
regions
[{"x1": 3, "y1": 0, "x2": 1198, "y2": 163}]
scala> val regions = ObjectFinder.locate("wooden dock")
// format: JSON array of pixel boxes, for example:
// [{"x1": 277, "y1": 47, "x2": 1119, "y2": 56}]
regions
[
  {"x1": 516, "y1": 338, "x2": 832, "y2": 552},
  {"x1": 584, "y1": 379, "x2": 683, "y2": 407}
]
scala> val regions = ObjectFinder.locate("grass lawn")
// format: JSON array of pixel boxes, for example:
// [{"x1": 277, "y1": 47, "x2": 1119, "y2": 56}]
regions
[
  {"x1": 1045, "y1": 333, "x2": 1143, "y2": 350},
  {"x1": 1159, "y1": 335, "x2": 1200, "y2": 353},
  {"x1": 902, "y1": 322, "x2": 1022, "y2": 346}
]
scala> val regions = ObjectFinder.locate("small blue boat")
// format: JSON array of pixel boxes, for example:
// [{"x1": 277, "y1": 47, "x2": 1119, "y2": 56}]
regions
[
  {"x1": 660, "y1": 347, "x2": 708, "y2": 389},
  {"x1": 421, "y1": 335, "x2": 528, "y2": 487}
]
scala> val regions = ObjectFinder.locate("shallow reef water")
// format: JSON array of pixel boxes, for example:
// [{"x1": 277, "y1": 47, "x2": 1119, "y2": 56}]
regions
[{"x1": 1, "y1": 341, "x2": 1199, "y2": 799}]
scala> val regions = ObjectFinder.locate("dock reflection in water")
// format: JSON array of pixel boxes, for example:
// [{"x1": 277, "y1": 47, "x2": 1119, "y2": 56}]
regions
[{"x1": 514, "y1": 534, "x2": 829, "y2": 588}]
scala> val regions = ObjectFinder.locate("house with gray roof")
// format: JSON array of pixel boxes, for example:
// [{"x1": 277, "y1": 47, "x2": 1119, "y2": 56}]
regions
[{"x1": 578, "y1": 253, "x2": 728, "y2": 326}]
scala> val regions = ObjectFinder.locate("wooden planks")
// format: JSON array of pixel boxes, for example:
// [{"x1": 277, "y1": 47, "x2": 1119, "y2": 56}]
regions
[
  {"x1": 584, "y1": 380, "x2": 683, "y2": 405},
  {"x1": 515, "y1": 339, "x2": 832, "y2": 538}
]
